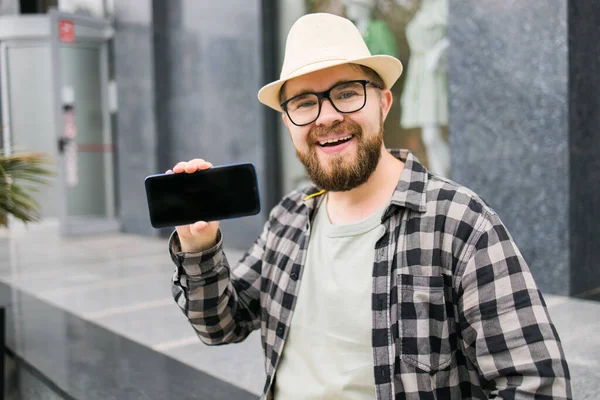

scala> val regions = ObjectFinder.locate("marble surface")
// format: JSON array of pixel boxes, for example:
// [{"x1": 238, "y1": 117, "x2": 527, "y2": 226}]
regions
[
  {"x1": 6, "y1": 355, "x2": 70, "y2": 400},
  {"x1": 1, "y1": 281, "x2": 256, "y2": 400},
  {"x1": 448, "y1": 0, "x2": 572, "y2": 295},
  {"x1": 0, "y1": 228, "x2": 265, "y2": 396}
]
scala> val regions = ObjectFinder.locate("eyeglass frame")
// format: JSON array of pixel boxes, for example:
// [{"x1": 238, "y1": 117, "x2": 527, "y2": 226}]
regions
[{"x1": 280, "y1": 79, "x2": 383, "y2": 127}]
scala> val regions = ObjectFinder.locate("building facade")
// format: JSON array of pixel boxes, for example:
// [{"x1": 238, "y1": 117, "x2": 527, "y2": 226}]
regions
[{"x1": 1, "y1": 0, "x2": 599, "y2": 297}]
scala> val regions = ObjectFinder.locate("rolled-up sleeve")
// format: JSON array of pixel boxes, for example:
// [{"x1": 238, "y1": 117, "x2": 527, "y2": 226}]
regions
[
  {"x1": 457, "y1": 213, "x2": 572, "y2": 399},
  {"x1": 169, "y1": 219, "x2": 268, "y2": 345}
]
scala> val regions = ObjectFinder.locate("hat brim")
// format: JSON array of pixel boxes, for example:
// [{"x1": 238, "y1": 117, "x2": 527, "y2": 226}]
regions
[{"x1": 257, "y1": 55, "x2": 403, "y2": 112}]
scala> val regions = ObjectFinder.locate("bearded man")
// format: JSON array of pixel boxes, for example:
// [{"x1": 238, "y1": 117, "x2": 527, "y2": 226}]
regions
[{"x1": 166, "y1": 13, "x2": 571, "y2": 400}]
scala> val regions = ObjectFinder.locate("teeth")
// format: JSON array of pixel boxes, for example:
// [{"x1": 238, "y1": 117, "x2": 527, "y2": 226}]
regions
[{"x1": 318, "y1": 135, "x2": 352, "y2": 145}]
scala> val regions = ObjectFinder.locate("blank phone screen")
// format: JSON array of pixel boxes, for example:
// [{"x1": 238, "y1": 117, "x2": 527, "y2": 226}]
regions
[{"x1": 145, "y1": 164, "x2": 260, "y2": 228}]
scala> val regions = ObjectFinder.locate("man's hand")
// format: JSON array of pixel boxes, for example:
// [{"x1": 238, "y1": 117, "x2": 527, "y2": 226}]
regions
[{"x1": 167, "y1": 159, "x2": 220, "y2": 253}]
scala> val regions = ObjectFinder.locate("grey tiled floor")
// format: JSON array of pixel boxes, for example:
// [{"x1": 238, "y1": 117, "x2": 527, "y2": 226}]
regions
[
  {"x1": 1, "y1": 225, "x2": 598, "y2": 398},
  {"x1": 0, "y1": 225, "x2": 264, "y2": 395}
]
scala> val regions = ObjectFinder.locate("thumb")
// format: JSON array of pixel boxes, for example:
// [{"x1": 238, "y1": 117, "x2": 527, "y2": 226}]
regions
[{"x1": 191, "y1": 221, "x2": 209, "y2": 233}]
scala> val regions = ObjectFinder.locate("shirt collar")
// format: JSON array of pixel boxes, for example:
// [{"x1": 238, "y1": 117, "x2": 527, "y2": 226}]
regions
[
  {"x1": 302, "y1": 149, "x2": 428, "y2": 213},
  {"x1": 388, "y1": 149, "x2": 428, "y2": 213}
]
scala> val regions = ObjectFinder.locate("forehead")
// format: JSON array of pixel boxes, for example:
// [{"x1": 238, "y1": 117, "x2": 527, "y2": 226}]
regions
[{"x1": 284, "y1": 64, "x2": 365, "y2": 98}]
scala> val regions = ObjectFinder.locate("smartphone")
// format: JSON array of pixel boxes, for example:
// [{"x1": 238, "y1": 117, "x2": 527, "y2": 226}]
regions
[{"x1": 144, "y1": 163, "x2": 261, "y2": 228}]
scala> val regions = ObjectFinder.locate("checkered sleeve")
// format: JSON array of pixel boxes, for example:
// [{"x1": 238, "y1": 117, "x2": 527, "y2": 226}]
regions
[
  {"x1": 169, "y1": 220, "x2": 269, "y2": 345},
  {"x1": 457, "y1": 212, "x2": 572, "y2": 399}
]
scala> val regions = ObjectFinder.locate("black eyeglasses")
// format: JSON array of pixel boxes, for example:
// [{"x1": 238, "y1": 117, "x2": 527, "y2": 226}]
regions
[{"x1": 280, "y1": 80, "x2": 382, "y2": 127}]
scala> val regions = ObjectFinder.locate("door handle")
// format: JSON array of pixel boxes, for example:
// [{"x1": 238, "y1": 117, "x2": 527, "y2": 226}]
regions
[{"x1": 58, "y1": 137, "x2": 71, "y2": 153}]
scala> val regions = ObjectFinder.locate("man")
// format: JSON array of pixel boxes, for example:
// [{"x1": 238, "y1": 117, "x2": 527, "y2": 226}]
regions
[{"x1": 167, "y1": 13, "x2": 571, "y2": 400}]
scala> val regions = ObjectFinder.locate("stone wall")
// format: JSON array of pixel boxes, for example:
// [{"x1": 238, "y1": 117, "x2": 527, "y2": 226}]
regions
[{"x1": 449, "y1": 0, "x2": 600, "y2": 296}]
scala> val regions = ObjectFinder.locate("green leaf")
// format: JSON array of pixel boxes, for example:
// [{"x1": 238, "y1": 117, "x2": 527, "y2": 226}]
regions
[{"x1": 0, "y1": 151, "x2": 54, "y2": 225}]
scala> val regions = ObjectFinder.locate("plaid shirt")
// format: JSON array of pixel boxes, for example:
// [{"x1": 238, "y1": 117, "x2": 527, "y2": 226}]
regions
[{"x1": 170, "y1": 149, "x2": 571, "y2": 399}]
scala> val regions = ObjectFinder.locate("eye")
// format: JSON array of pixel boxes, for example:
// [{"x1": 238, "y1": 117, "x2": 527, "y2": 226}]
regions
[
  {"x1": 289, "y1": 96, "x2": 317, "y2": 111},
  {"x1": 337, "y1": 90, "x2": 359, "y2": 100},
  {"x1": 297, "y1": 100, "x2": 316, "y2": 108}
]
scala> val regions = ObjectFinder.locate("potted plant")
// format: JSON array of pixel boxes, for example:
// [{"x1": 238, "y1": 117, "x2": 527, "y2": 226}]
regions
[{"x1": 0, "y1": 151, "x2": 54, "y2": 227}]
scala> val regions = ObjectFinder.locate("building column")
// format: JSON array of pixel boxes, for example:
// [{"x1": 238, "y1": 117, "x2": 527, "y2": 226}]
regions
[
  {"x1": 449, "y1": 0, "x2": 600, "y2": 297},
  {"x1": 113, "y1": 0, "x2": 159, "y2": 235}
]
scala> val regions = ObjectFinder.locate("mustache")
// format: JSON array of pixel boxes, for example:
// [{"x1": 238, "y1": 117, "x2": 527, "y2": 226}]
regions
[{"x1": 308, "y1": 120, "x2": 362, "y2": 143}]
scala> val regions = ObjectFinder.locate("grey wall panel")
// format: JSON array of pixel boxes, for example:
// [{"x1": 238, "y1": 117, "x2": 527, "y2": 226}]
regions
[
  {"x1": 449, "y1": 0, "x2": 600, "y2": 296},
  {"x1": 113, "y1": 0, "x2": 158, "y2": 235},
  {"x1": 449, "y1": 0, "x2": 570, "y2": 294},
  {"x1": 152, "y1": 0, "x2": 267, "y2": 249}
]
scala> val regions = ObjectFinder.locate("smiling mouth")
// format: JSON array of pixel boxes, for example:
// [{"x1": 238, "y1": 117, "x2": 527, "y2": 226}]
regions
[{"x1": 317, "y1": 135, "x2": 353, "y2": 147}]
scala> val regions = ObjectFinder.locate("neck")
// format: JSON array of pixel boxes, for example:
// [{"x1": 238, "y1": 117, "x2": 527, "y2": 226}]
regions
[{"x1": 326, "y1": 148, "x2": 404, "y2": 224}]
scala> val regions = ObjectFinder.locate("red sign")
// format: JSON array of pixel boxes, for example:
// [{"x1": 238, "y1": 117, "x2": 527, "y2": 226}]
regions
[{"x1": 59, "y1": 20, "x2": 75, "y2": 43}]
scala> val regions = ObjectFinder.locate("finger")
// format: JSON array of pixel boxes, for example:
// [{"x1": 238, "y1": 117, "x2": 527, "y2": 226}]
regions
[
  {"x1": 184, "y1": 162, "x2": 198, "y2": 173},
  {"x1": 191, "y1": 221, "x2": 208, "y2": 233},
  {"x1": 165, "y1": 169, "x2": 174, "y2": 174},
  {"x1": 197, "y1": 162, "x2": 213, "y2": 170},
  {"x1": 191, "y1": 159, "x2": 212, "y2": 171},
  {"x1": 172, "y1": 162, "x2": 187, "y2": 173}
]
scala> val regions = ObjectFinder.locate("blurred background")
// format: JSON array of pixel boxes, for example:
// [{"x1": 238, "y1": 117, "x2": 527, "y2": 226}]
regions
[{"x1": 0, "y1": 0, "x2": 598, "y2": 399}]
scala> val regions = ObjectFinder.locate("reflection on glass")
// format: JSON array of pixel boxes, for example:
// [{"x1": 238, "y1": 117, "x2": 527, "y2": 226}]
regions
[
  {"x1": 400, "y1": 0, "x2": 449, "y2": 177},
  {"x1": 343, "y1": 0, "x2": 398, "y2": 58}
]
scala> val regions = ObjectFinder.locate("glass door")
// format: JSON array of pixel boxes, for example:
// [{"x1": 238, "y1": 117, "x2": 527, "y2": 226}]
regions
[{"x1": 50, "y1": 10, "x2": 118, "y2": 236}]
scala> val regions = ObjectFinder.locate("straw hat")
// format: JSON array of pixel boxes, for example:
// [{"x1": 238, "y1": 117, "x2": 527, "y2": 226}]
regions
[{"x1": 258, "y1": 13, "x2": 403, "y2": 111}]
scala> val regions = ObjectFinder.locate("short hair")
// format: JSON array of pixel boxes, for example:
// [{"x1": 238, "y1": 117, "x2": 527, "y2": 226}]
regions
[
  {"x1": 279, "y1": 63, "x2": 385, "y2": 105},
  {"x1": 351, "y1": 64, "x2": 385, "y2": 88}
]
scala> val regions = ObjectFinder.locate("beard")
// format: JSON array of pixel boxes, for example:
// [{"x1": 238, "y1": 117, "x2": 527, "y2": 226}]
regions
[{"x1": 296, "y1": 117, "x2": 384, "y2": 192}]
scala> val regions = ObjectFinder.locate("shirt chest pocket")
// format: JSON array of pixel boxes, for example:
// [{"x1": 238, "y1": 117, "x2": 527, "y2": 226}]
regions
[{"x1": 397, "y1": 273, "x2": 455, "y2": 372}]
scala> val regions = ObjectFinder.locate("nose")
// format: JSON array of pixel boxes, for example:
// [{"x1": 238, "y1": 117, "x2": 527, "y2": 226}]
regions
[{"x1": 315, "y1": 98, "x2": 343, "y2": 126}]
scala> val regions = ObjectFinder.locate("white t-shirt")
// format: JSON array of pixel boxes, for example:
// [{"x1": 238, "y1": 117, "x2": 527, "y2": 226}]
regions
[{"x1": 274, "y1": 197, "x2": 386, "y2": 399}]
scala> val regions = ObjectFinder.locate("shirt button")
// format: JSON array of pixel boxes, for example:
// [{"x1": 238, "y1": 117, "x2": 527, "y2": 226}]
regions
[
  {"x1": 276, "y1": 326, "x2": 284, "y2": 336},
  {"x1": 290, "y1": 272, "x2": 298, "y2": 281}
]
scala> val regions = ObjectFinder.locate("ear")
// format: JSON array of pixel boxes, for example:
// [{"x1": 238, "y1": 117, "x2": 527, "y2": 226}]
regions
[
  {"x1": 380, "y1": 89, "x2": 394, "y2": 121},
  {"x1": 281, "y1": 112, "x2": 291, "y2": 130}
]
